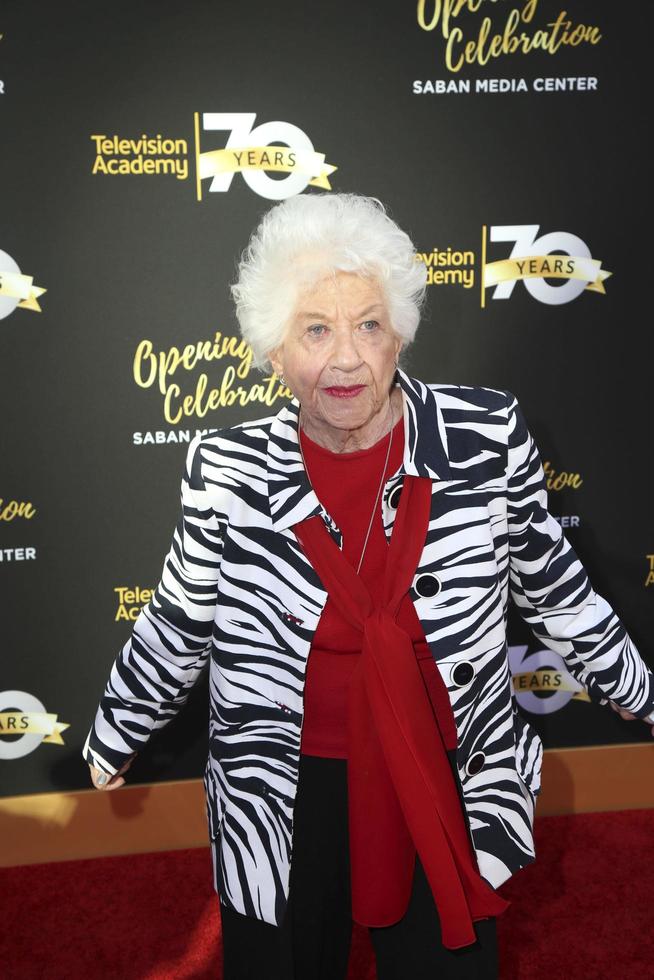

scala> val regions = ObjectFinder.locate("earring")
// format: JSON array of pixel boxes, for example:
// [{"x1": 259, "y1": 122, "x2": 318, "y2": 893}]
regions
[{"x1": 278, "y1": 373, "x2": 286, "y2": 386}]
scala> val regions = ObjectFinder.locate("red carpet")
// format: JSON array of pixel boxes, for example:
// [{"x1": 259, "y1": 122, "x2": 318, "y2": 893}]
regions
[{"x1": 2, "y1": 809, "x2": 653, "y2": 978}]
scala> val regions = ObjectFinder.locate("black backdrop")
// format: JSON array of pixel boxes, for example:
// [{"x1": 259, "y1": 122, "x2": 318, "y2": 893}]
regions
[{"x1": 1, "y1": 0, "x2": 651, "y2": 798}]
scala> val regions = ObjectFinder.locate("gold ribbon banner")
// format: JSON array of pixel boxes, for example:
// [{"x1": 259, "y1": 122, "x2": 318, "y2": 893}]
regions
[
  {"x1": 512, "y1": 670, "x2": 590, "y2": 701},
  {"x1": 484, "y1": 256, "x2": 612, "y2": 294},
  {"x1": 0, "y1": 712, "x2": 70, "y2": 744},
  {"x1": 198, "y1": 145, "x2": 337, "y2": 189},
  {"x1": 0, "y1": 270, "x2": 47, "y2": 311}
]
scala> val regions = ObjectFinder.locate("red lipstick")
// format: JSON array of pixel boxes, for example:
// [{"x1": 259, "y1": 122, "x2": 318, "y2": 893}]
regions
[{"x1": 323, "y1": 385, "x2": 366, "y2": 398}]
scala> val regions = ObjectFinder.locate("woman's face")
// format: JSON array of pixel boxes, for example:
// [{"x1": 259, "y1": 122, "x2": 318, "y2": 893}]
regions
[{"x1": 269, "y1": 271, "x2": 402, "y2": 445}]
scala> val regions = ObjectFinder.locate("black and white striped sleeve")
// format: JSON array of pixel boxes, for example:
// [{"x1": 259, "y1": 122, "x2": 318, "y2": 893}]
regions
[
  {"x1": 504, "y1": 390, "x2": 654, "y2": 723},
  {"x1": 82, "y1": 434, "x2": 224, "y2": 774}
]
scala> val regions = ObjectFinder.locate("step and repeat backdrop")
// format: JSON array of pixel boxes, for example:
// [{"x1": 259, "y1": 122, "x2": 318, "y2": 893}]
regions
[{"x1": 1, "y1": 1, "x2": 651, "y2": 797}]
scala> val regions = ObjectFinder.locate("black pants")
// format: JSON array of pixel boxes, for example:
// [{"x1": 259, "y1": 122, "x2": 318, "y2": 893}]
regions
[{"x1": 219, "y1": 754, "x2": 498, "y2": 980}]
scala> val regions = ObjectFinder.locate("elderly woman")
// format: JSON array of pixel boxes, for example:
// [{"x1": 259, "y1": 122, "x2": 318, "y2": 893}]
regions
[{"x1": 84, "y1": 193, "x2": 654, "y2": 980}]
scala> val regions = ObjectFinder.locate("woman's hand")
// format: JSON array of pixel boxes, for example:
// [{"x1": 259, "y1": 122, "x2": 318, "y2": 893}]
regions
[
  {"x1": 609, "y1": 700, "x2": 654, "y2": 737},
  {"x1": 88, "y1": 753, "x2": 136, "y2": 791}
]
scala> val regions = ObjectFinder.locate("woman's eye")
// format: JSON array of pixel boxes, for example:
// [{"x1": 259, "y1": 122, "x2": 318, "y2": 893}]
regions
[
  {"x1": 360, "y1": 320, "x2": 379, "y2": 332},
  {"x1": 307, "y1": 323, "x2": 326, "y2": 337}
]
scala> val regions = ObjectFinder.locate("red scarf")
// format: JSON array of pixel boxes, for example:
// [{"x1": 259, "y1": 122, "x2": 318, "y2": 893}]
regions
[{"x1": 294, "y1": 475, "x2": 509, "y2": 949}]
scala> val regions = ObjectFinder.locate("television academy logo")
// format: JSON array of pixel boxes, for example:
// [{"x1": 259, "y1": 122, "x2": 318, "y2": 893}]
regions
[
  {"x1": 196, "y1": 113, "x2": 337, "y2": 201},
  {"x1": 416, "y1": 225, "x2": 611, "y2": 307},
  {"x1": 90, "y1": 112, "x2": 338, "y2": 201},
  {"x1": 509, "y1": 645, "x2": 590, "y2": 715},
  {"x1": 0, "y1": 249, "x2": 47, "y2": 321},
  {"x1": 481, "y1": 224, "x2": 612, "y2": 307},
  {"x1": 114, "y1": 586, "x2": 153, "y2": 622},
  {"x1": 0, "y1": 691, "x2": 69, "y2": 760}
]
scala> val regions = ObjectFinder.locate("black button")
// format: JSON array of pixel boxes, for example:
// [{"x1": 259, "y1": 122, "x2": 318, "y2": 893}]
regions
[
  {"x1": 466, "y1": 751, "x2": 485, "y2": 776},
  {"x1": 452, "y1": 661, "x2": 475, "y2": 687},
  {"x1": 414, "y1": 573, "x2": 442, "y2": 598},
  {"x1": 388, "y1": 484, "x2": 403, "y2": 509}
]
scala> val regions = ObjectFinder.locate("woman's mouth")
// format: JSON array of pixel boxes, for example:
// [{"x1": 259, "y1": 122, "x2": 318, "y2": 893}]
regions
[{"x1": 323, "y1": 385, "x2": 366, "y2": 399}]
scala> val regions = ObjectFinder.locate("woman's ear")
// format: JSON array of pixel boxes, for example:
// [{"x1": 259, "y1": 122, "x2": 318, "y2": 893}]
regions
[{"x1": 268, "y1": 347, "x2": 283, "y2": 378}]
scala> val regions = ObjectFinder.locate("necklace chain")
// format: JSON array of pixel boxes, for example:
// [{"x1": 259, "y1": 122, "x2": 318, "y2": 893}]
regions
[{"x1": 298, "y1": 402, "x2": 395, "y2": 575}]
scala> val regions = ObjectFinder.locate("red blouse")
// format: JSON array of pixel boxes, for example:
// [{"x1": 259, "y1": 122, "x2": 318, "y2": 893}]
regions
[
  {"x1": 293, "y1": 418, "x2": 510, "y2": 947},
  {"x1": 299, "y1": 418, "x2": 457, "y2": 757}
]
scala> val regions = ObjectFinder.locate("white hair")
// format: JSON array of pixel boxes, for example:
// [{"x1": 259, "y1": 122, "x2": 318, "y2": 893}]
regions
[{"x1": 230, "y1": 192, "x2": 427, "y2": 370}]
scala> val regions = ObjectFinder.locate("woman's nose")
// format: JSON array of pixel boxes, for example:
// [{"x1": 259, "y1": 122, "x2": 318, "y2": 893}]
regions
[{"x1": 330, "y1": 328, "x2": 362, "y2": 370}]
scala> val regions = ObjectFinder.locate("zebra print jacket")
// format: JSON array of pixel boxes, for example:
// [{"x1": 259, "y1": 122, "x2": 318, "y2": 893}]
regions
[{"x1": 83, "y1": 368, "x2": 654, "y2": 925}]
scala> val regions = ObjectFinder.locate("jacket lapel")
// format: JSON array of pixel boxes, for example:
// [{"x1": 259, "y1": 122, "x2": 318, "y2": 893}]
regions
[
  {"x1": 394, "y1": 369, "x2": 452, "y2": 481},
  {"x1": 267, "y1": 399, "x2": 324, "y2": 532}
]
